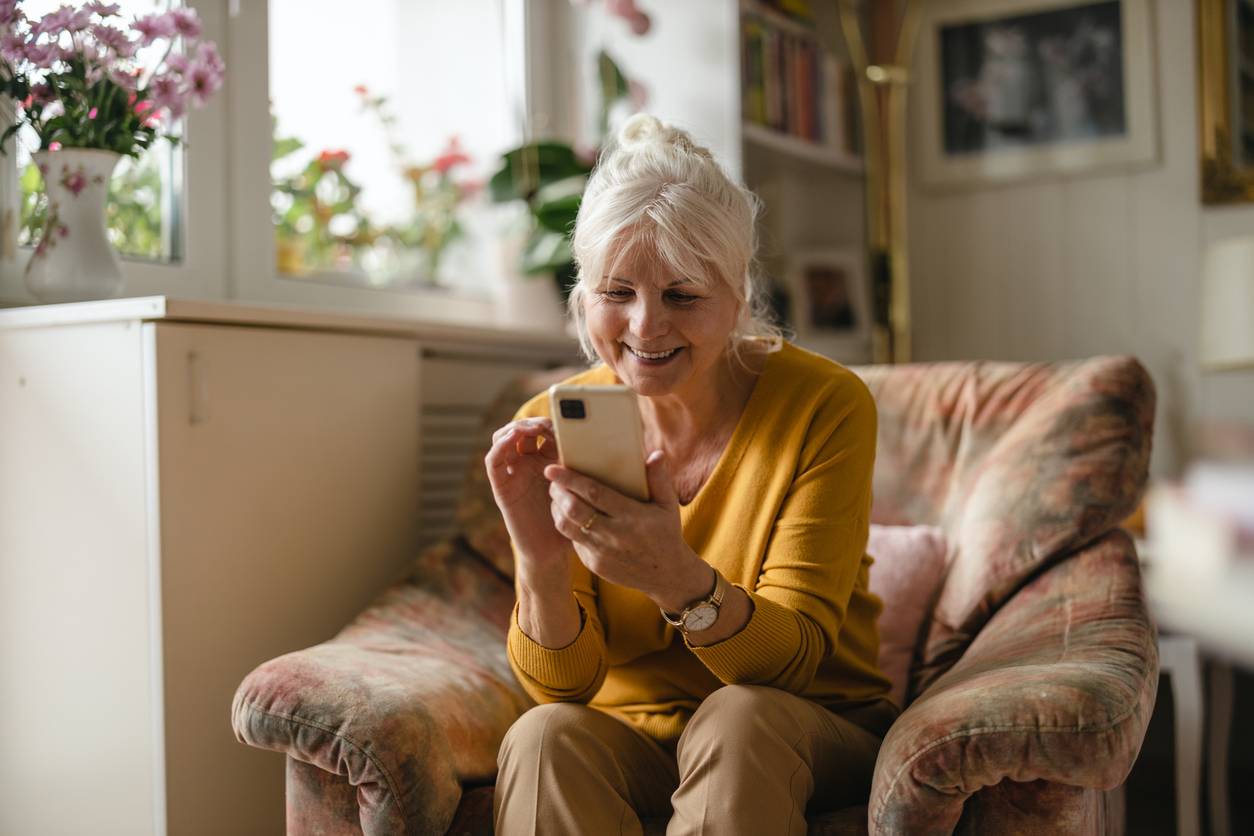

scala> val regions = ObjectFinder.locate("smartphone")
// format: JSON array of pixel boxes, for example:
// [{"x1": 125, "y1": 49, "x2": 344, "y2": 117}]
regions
[{"x1": 548, "y1": 384, "x2": 651, "y2": 502}]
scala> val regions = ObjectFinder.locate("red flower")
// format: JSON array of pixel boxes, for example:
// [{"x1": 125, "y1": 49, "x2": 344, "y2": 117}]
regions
[
  {"x1": 317, "y1": 149, "x2": 350, "y2": 170},
  {"x1": 353, "y1": 84, "x2": 369, "y2": 96},
  {"x1": 431, "y1": 136, "x2": 471, "y2": 174}
]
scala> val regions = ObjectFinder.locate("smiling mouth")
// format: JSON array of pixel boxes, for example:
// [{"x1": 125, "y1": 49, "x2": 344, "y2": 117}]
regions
[{"x1": 626, "y1": 345, "x2": 681, "y2": 361}]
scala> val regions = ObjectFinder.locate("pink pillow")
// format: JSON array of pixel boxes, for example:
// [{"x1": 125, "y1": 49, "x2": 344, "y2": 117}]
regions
[{"x1": 866, "y1": 524, "x2": 948, "y2": 708}]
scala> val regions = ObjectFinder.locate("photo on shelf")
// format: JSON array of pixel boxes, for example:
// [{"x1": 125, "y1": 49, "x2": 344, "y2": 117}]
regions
[
  {"x1": 782, "y1": 248, "x2": 871, "y2": 363},
  {"x1": 914, "y1": 0, "x2": 1158, "y2": 188}
]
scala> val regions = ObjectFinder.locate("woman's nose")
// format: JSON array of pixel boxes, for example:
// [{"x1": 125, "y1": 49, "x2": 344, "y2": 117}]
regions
[{"x1": 629, "y1": 297, "x2": 668, "y2": 339}]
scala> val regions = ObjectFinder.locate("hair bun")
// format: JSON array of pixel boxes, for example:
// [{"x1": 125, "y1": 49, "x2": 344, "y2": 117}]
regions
[{"x1": 616, "y1": 113, "x2": 709, "y2": 159}]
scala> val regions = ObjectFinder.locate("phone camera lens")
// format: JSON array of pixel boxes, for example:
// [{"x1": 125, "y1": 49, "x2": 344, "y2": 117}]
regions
[{"x1": 559, "y1": 399, "x2": 586, "y2": 419}]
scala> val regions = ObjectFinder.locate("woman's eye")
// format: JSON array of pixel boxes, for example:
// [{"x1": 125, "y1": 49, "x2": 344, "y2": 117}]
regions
[
  {"x1": 667, "y1": 291, "x2": 699, "y2": 304},
  {"x1": 604, "y1": 289, "x2": 633, "y2": 301}
]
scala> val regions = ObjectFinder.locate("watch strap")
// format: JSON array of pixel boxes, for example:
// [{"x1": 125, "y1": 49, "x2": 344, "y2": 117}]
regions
[{"x1": 661, "y1": 568, "x2": 725, "y2": 630}]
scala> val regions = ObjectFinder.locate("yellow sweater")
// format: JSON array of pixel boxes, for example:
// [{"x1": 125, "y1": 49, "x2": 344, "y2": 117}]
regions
[{"x1": 506, "y1": 342, "x2": 894, "y2": 748}]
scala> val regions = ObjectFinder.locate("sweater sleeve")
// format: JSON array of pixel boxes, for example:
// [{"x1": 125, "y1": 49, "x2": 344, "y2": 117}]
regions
[
  {"x1": 503, "y1": 390, "x2": 610, "y2": 704},
  {"x1": 689, "y1": 375, "x2": 876, "y2": 692},
  {"x1": 507, "y1": 552, "x2": 609, "y2": 703}
]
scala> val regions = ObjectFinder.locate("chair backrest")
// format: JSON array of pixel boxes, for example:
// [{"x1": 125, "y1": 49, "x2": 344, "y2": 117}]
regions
[{"x1": 850, "y1": 356, "x2": 1155, "y2": 694}]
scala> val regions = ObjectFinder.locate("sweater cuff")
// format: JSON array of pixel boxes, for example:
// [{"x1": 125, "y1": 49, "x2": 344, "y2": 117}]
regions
[
  {"x1": 508, "y1": 600, "x2": 604, "y2": 691},
  {"x1": 688, "y1": 586, "x2": 801, "y2": 683}
]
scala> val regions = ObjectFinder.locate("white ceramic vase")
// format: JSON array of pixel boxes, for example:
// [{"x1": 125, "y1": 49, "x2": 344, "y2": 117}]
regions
[{"x1": 24, "y1": 148, "x2": 124, "y2": 303}]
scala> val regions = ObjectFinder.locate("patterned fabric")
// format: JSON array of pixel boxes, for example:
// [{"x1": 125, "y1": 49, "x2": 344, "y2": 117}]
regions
[
  {"x1": 856, "y1": 356, "x2": 1155, "y2": 694},
  {"x1": 231, "y1": 354, "x2": 1157, "y2": 836},
  {"x1": 867, "y1": 531, "x2": 1156, "y2": 835},
  {"x1": 231, "y1": 538, "x2": 532, "y2": 836}
]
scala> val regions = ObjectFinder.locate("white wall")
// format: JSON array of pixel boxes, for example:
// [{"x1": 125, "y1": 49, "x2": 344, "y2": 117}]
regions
[{"x1": 907, "y1": 0, "x2": 1254, "y2": 477}]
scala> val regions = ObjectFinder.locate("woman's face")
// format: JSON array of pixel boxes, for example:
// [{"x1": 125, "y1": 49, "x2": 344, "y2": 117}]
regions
[{"x1": 584, "y1": 245, "x2": 741, "y2": 400}]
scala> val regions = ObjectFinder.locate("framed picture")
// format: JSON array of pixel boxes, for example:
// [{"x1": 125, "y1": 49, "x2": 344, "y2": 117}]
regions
[
  {"x1": 1198, "y1": 0, "x2": 1254, "y2": 203},
  {"x1": 915, "y1": 0, "x2": 1158, "y2": 188},
  {"x1": 783, "y1": 248, "x2": 871, "y2": 363}
]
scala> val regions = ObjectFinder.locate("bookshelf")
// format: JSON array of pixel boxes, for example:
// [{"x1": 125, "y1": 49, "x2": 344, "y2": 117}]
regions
[{"x1": 737, "y1": 0, "x2": 871, "y2": 364}]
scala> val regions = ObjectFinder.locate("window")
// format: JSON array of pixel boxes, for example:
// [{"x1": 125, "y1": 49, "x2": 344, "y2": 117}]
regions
[{"x1": 267, "y1": 0, "x2": 521, "y2": 295}]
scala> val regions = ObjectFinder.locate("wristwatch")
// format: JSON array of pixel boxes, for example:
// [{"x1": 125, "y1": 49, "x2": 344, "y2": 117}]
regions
[{"x1": 661, "y1": 568, "x2": 728, "y2": 634}]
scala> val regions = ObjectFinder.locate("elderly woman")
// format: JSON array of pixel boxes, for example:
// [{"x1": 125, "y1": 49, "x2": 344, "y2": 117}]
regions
[{"x1": 485, "y1": 114, "x2": 896, "y2": 835}]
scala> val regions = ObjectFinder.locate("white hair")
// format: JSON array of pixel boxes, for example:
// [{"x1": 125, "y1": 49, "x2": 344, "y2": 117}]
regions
[{"x1": 567, "y1": 113, "x2": 783, "y2": 363}]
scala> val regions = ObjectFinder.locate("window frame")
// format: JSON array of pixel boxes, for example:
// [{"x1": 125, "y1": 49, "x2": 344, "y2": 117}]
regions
[
  {"x1": 224, "y1": 0, "x2": 548, "y2": 322},
  {"x1": 0, "y1": 0, "x2": 555, "y2": 321}
]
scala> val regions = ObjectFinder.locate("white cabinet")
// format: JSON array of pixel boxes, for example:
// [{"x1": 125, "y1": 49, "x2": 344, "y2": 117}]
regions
[{"x1": 0, "y1": 297, "x2": 576, "y2": 836}]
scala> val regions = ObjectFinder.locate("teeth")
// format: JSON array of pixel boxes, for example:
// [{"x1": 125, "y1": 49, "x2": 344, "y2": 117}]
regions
[{"x1": 628, "y1": 346, "x2": 679, "y2": 360}]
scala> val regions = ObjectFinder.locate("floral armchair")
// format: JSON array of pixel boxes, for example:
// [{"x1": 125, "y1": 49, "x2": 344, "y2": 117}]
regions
[{"x1": 232, "y1": 355, "x2": 1158, "y2": 835}]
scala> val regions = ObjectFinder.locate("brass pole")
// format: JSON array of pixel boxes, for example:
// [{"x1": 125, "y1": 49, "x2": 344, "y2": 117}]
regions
[{"x1": 838, "y1": 0, "x2": 922, "y2": 364}]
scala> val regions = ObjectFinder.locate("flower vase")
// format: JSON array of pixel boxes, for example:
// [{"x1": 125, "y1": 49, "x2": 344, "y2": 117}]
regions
[{"x1": 24, "y1": 149, "x2": 124, "y2": 303}]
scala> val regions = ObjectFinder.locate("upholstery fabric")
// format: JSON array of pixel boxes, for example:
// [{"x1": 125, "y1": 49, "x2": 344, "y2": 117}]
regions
[
  {"x1": 865, "y1": 525, "x2": 948, "y2": 708},
  {"x1": 232, "y1": 538, "x2": 531, "y2": 836},
  {"x1": 856, "y1": 356, "x2": 1155, "y2": 694},
  {"x1": 231, "y1": 354, "x2": 1157, "y2": 836},
  {"x1": 867, "y1": 531, "x2": 1156, "y2": 835}
]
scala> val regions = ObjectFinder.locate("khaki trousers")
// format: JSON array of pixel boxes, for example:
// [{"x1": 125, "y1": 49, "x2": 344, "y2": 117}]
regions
[{"x1": 494, "y1": 684, "x2": 886, "y2": 836}]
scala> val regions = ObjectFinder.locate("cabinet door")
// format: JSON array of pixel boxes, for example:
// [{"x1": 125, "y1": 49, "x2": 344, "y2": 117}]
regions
[
  {"x1": 0, "y1": 320, "x2": 161, "y2": 836},
  {"x1": 150, "y1": 322, "x2": 420, "y2": 836}
]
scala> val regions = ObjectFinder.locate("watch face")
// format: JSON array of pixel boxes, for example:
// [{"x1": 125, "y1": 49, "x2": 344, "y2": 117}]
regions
[{"x1": 683, "y1": 603, "x2": 718, "y2": 633}]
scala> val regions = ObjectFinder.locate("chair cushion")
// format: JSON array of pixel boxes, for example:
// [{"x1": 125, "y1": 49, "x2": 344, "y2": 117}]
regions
[{"x1": 866, "y1": 525, "x2": 948, "y2": 708}]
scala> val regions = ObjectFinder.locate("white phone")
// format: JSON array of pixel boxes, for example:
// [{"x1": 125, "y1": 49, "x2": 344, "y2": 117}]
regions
[{"x1": 548, "y1": 384, "x2": 651, "y2": 502}]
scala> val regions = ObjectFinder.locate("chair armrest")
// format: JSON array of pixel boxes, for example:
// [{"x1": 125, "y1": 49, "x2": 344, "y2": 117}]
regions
[
  {"x1": 868, "y1": 530, "x2": 1157, "y2": 836},
  {"x1": 232, "y1": 538, "x2": 530, "y2": 836}
]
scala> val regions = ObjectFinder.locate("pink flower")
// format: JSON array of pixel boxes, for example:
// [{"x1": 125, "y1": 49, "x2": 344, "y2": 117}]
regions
[
  {"x1": 147, "y1": 72, "x2": 184, "y2": 111},
  {"x1": 431, "y1": 137, "x2": 471, "y2": 174},
  {"x1": 85, "y1": 2, "x2": 122, "y2": 16},
  {"x1": 22, "y1": 42, "x2": 59, "y2": 69},
  {"x1": 29, "y1": 83, "x2": 54, "y2": 105},
  {"x1": 48, "y1": 141, "x2": 62, "y2": 151},
  {"x1": 91, "y1": 23, "x2": 135, "y2": 58},
  {"x1": 132, "y1": 12, "x2": 175, "y2": 46},
  {"x1": 67, "y1": 8, "x2": 93, "y2": 32},
  {"x1": 163, "y1": 52, "x2": 190, "y2": 76},
  {"x1": 0, "y1": 0, "x2": 21, "y2": 28},
  {"x1": 187, "y1": 62, "x2": 222, "y2": 106},
  {"x1": 168, "y1": 8, "x2": 202, "y2": 39},
  {"x1": 0, "y1": 31, "x2": 24, "y2": 63},
  {"x1": 88, "y1": 107, "x2": 98, "y2": 119},
  {"x1": 31, "y1": 6, "x2": 74, "y2": 37},
  {"x1": 194, "y1": 41, "x2": 224, "y2": 74},
  {"x1": 109, "y1": 68, "x2": 140, "y2": 90},
  {"x1": 61, "y1": 168, "x2": 89, "y2": 196}
]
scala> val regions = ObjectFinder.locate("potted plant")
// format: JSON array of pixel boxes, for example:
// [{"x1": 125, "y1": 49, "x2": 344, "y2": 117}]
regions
[{"x1": 0, "y1": 1, "x2": 224, "y2": 303}]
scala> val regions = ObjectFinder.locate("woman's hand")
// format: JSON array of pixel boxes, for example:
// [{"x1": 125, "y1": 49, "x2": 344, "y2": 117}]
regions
[
  {"x1": 484, "y1": 417, "x2": 569, "y2": 584},
  {"x1": 544, "y1": 451, "x2": 711, "y2": 612}
]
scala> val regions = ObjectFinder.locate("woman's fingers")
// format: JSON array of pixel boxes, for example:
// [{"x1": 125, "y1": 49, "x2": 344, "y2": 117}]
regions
[
  {"x1": 543, "y1": 464, "x2": 630, "y2": 515},
  {"x1": 549, "y1": 482, "x2": 601, "y2": 540}
]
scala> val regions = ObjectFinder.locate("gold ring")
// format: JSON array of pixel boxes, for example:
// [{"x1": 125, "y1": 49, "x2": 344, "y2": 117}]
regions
[{"x1": 580, "y1": 513, "x2": 599, "y2": 533}]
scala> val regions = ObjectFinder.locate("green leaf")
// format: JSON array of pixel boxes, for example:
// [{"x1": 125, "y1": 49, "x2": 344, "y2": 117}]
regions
[
  {"x1": 532, "y1": 174, "x2": 585, "y2": 233},
  {"x1": 489, "y1": 141, "x2": 592, "y2": 203},
  {"x1": 521, "y1": 227, "x2": 573, "y2": 274}
]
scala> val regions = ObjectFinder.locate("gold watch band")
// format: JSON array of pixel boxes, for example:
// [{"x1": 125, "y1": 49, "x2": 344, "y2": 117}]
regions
[{"x1": 661, "y1": 567, "x2": 726, "y2": 630}]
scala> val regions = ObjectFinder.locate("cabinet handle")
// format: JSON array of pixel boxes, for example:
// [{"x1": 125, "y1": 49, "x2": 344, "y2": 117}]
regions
[{"x1": 188, "y1": 350, "x2": 207, "y2": 425}]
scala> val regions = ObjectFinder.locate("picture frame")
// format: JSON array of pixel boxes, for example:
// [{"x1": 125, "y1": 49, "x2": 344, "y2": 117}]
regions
[
  {"x1": 1198, "y1": 0, "x2": 1254, "y2": 203},
  {"x1": 783, "y1": 248, "x2": 871, "y2": 363},
  {"x1": 914, "y1": 0, "x2": 1158, "y2": 188}
]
